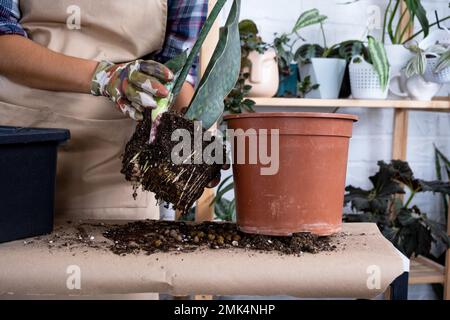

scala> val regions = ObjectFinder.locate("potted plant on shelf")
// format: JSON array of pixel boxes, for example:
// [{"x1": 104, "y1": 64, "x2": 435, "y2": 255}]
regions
[
  {"x1": 273, "y1": 9, "x2": 327, "y2": 97},
  {"x1": 295, "y1": 14, "x2": 351, "y2": 99},
  {"x1": 389, "y1": 41, "x2": 447, "y2": 100},
  {"x1": 349, "y1": 36, "x2": 391, "y2": 99},
  {"x1": 238, "y1": 19, "x2": 278, "y2": 98},
  {"x1": 380, "y1": 1, "x2": 450, "y2": 97}
]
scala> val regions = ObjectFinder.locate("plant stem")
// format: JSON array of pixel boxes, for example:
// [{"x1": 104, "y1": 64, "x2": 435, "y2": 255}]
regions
[
  {"x1": 403, "y1": 16, "x2": 450, "y2": 43},
  {"x1": 382, "y1": 0, "x2": 392, "y2": 44},
  {"x1": 170, "y1": 0, "x2": 227, "y2": 103},
  {"x1": 387, "y1": 0, "x2": 400, "y2": 43},
  {"x1": 320, "y1": 22, "x2": 327, "y2": 49},
  {"x1": 404, "y1": 190, "x2": 417, "y2": 208}
]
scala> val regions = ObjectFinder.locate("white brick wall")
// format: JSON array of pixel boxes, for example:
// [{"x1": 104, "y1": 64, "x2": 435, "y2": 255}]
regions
[{"x1": 220, "y1": 0, "x2": 450, "y2": 221}]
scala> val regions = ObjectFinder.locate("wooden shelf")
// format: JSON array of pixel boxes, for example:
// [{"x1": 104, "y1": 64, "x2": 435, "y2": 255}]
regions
[
  {"x1": 410, "y1": 256, "x2": 445, "y2": 285},
  {"x1": 252, "y1": 97, "x2": 450, "y2": 111}
]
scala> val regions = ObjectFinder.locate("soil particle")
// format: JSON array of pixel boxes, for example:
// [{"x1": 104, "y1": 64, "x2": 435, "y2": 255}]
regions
[{"x1": 103, "y1": 220, "x2": 336, "y2": 256}]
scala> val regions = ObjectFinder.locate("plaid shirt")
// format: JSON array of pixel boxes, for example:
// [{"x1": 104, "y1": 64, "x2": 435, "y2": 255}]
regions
[{"x1": 0, "y1": 0, "x2": 207, "y2": 84}]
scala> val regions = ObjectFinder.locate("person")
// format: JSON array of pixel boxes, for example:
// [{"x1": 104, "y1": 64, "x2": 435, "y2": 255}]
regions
[{"x1": 0, "y1": 0, "x2": 208, "y2": 220}]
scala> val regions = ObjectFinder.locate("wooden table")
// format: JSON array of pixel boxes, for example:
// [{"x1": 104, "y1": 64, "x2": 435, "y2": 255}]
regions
[{"x1": 0, "y1": 221, "x2": 408, "y2": 299}]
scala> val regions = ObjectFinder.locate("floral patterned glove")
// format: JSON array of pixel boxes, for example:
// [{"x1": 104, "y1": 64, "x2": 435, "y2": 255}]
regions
[{"x1": 91, "y1": 60, "x2": 174, "y2": 120}]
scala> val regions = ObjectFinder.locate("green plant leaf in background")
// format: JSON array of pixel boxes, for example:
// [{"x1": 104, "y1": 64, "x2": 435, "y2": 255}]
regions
[
  {"x1": 239, "y1": 19, "x2": 258, "y2": 35},
  {"x1": 405, "y1": 0, "x2": 429, "y2": 39},
  {"x1": 434, "y1": 50, "x2": 450, "y2": 73},
  {"x1": 292, "y1": 8, "x2": 327, "y2": 33},
  {"x1": 294, "y1": 43, "x2": 324, "y2": 63},
  {"x1": 367, "y1": 36, "x2": 390, "y2": 90},
  {"x1": 185, "y1": 0, "x2": 241, "y2": 129},
  {"x1": 404, "y1": 44, "x2": 426, "y2": 78}
]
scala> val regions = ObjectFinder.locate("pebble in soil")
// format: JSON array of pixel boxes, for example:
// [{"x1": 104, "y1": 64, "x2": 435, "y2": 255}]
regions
[{"x1": 102, "y1": 220, "x2": 336, "y2": 256}]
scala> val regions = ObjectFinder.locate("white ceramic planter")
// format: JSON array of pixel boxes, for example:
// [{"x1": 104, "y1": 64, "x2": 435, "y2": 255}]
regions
[
  {"x1": 298, "y1": 58, "x2": 346, "y2": 99},
  {"x1": 243, "y1": 48, "x2": 279, "y2": 98},
  {"x1": 349, "y1": 55, "x2": 390, "y2": 100},
  {"x1": 385, "y1": 44, "x2": 415, "y2": 99},
  {"x1": 390, "y1": 74, "x2": 442, "y2": 101}
]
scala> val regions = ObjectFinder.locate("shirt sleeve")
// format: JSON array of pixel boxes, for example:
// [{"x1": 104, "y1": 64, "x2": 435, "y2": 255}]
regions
[
  {"x1": 0, "y1": 0, "x2": 27, "y2": 37},
  {"x1": 154, "y1": 0, "x2": 208, "y2": 87}
]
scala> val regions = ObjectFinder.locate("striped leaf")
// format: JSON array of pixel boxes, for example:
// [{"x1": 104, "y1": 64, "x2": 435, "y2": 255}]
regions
[
  {"x1": 367, "y1": 36, "x2": 390, "y2": 90},
  {"x1": 404, "y1": 44, "x2": 425, "y2": 78},
  {"x1": 185, "y1": 0, "x2": 241, "y2": 129},
  {"x1": 434, "y1": 50, "x2": 450, "y2": 73},
  {"x1": 292, "y1": 9, "x2": 327, "y2": 33}
]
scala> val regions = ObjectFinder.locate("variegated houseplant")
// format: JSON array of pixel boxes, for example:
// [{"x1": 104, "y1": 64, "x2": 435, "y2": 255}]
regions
[
  {"x1": 122, "y1": 0, "x2": 242, "y2": 212},
  {"x1": 349, "y1": 36, "x2": 391, "y2": 99},
  {"x1": 405, "y1": 42, "x2": 450, "y2": 84},
  {"x1": 273, "y1": 9, "x2": 328, "y2": 97}
]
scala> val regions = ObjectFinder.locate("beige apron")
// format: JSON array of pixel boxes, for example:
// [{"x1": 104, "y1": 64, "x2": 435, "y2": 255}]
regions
[{"x1": 0, "y1": 0, "x2": 168, "y2": 219}]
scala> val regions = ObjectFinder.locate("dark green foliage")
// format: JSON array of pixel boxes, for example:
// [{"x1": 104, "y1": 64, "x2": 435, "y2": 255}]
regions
[
  {"x1": 224, "y1": 72, "x2": 256, "y2": 114},
  {"x1": 210, "y1": 175, "x2": 235, "y2": 222},
  {"x1": 435, "y1": 146, "x2": 450, "y2": 224},
  {"x1": 345, "y1": 160, "x2": 450, "y2": 258},
  {"x1": 297, "y1": 75, "x2": 319, "y2": 98}
]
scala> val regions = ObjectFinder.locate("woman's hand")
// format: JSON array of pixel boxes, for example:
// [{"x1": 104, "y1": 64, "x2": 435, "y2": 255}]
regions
[{"x1": 91, "y1": 60, "x2": 174, "y2": 120}]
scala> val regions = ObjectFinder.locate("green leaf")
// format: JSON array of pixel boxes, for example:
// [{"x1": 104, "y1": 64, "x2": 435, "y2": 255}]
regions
[
  {"x1": 419, "y1": 180, "x2": 450, "y2": 195},
  {"x1": 397, "y1": 208, "x2": 418, "y2": 227},
  {"x1": 165, "y1": 51, "x2": 188, "y2": 74},
  {"x1": 171, "y1": 0, "x2": 228, "y2": 102},
  {"x1": 294, "y1": 44, "x2": 324, "y2": 63},
  {"x1": 434, "y1": 50, "x2": 450, "y2": 73},
  {"x1": 210, "y1": 175, "x2": 234, "y2": 206},
  {"x1": 405, "y1": 0, "x2": 429, "y2": 39},
  {"x1": 387, "y1": 0, "x2": 400, "y2": 43},
  {"x1": 239, "y1": 19, "x2": 258, "y2": 35},
  {"x1": 367, "y1": 36, "x2": 390, "y2": 90},
  {"x1": 185, "y1": 0, "x2": 242, "y2": 129},
  {"x1": 337, "y1": 40, "x2": 366, "y2": 62},
  {"x1": 405, "y1": 50, "x2": 426, "y2": 77},
  {"x1": 423, "y1": 217, "x2": 450, "y2": 247},
  {"x1": 152, "y1": 52, "x2": 188, "y2": 120},
  {"x1": 292, "y1": 9, "x2": 327, "y2": 33}
]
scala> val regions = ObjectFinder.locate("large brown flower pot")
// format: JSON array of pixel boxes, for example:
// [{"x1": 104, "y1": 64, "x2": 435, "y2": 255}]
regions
[{"x1": 224, "y1": 112, "x2": 358, "y2": 236}]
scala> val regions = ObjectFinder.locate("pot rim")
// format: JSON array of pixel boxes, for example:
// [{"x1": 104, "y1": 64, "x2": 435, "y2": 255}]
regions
[{"x1": 223, "y1": 112, "x2": 358, "y2": 122}]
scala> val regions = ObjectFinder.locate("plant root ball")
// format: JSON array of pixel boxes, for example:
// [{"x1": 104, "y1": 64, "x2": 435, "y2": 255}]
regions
[{"x1": 122, "y1": 111, "x2": 225, "y2": 213}]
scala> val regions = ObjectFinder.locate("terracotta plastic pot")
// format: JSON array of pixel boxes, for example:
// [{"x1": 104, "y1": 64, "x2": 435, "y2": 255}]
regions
[{"x1": 224, "y1": 112, "x2": 358, "y2": 236}]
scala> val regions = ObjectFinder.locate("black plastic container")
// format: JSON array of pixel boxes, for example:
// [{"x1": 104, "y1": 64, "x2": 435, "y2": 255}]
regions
[{"x1": 0, "y1": 126, "x2": 70, "y2": 243}]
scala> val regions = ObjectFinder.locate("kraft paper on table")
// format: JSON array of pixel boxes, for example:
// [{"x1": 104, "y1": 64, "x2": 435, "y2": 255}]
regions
[{"x1": 0, "y1": 222, "x2": 407, "y2": 299}]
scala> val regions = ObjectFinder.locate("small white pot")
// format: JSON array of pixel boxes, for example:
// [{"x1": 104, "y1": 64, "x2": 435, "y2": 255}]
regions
[
  {"x1": 390, "y1": 74, "x2": 442, "y2": 101},
  {"x1": 299, "y1": 57, "x2": 346, "y2": 99},
  {"x1": 349, "y1": 55, "x2": 390, "y2": 100},
  {"x1": 243, "y1": 48, "x2": 279, "y2": 98},
  {"x1": 385, "y1": 44, "x2": 415, "y2": 98}
]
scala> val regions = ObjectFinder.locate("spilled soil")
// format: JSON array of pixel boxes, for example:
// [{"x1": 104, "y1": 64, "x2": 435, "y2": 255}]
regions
[
  {"x1": 121, "y1": 110, "x2": 224, "y2": 213},
  {"x1": 103, "y1": 220, "x2": 336, "y2": 256}
]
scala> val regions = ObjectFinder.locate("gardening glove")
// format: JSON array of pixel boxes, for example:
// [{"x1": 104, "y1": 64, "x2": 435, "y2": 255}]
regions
[{"x1": 91, "y1": 60, "x2": 174, "y2": 121}]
